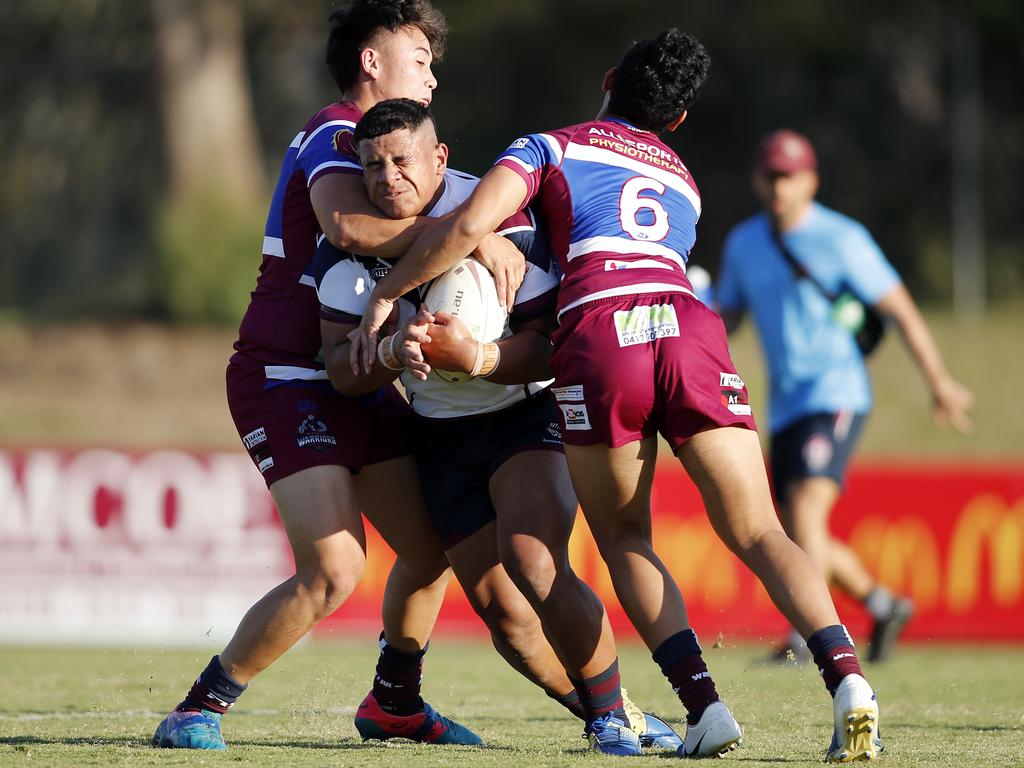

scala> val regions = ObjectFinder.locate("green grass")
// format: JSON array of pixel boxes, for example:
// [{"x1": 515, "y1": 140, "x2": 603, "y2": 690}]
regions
[{"x1": 1, "y1": 638, "x2": 1022, "y2": 767}]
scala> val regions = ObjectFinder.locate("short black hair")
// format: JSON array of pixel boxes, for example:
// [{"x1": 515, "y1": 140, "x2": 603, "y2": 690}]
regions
[
  {"x1": 355, "y1": 98, "x2": 437, "y2": 144},
  {"x1": 607, "y1": 28, "x2": 711, "y2": 133},
  {"x1": 326, "y1": 0, "x2": 449, "y2": 93}
]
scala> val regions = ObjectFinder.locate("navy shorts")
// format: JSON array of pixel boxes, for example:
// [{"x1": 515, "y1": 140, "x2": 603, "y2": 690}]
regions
[
  {"x1": 769, "y1": 411, "x2": 867, "y2": 503},
  {"x1": 411, "y1": 390, "x2": 564, "y2": 549}
]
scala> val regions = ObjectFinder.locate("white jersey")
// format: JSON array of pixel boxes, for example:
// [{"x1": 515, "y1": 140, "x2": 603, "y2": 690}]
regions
[{"x1": 313, "y1": 169, "x2": 559, "y2": 419}]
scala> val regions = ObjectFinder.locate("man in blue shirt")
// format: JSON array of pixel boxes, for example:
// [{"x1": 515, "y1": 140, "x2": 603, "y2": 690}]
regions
[{"x1": 717, "y1": 129, "x2": 973, "y2": 662}]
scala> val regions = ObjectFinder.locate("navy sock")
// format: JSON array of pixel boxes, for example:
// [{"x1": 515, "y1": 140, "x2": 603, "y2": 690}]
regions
[
  {"x1": 653, "y1": 629, "x2": 720, "y2": 725},
  {"x1": 372, "y1": 632, "x2": 426, "y2": 716},
  {"x1": 570, "y1": 659, "x2": 625, "y2": 720},
  {"x1": 549, "y1": 689, "x2": 586, "y2": 720},
  {"x1": 806, "y1": 624, "x2": 864, "y2": 695},
  {"x1": 178, "y1": 655, "x2": 246, "y2": 714}
]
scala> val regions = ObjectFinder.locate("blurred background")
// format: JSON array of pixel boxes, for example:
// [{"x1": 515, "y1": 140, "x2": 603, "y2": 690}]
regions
[
  {"x1": 0, "y1": 0, "x2": 1021, "y2": 454},
  {"x1": 0, "y1": 1, "x2": 1022, "y2": 647}
]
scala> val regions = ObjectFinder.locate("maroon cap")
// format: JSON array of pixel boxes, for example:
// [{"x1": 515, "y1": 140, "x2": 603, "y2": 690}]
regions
[{"x1": 755, "y1": 129, "x2": 817, "y2": 174}]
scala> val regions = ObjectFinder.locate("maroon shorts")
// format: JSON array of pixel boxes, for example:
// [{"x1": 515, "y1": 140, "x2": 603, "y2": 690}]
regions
[
  {"x1": 549, "y1": 291, "x2": 757, "y2": 451},
  {"x1": 226, "y1": 362, "x2": 412, "y2": 488}
]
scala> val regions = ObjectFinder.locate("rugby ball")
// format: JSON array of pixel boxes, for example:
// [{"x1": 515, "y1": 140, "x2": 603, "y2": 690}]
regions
[{"x1": 422, "y1": 257, "x2": 508, "y2": 383}]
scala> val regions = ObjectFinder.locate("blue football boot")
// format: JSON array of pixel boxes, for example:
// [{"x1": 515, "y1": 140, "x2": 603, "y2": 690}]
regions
[
  {"x1": 584, "y1": 711, "x2": 642, "y2": 756},
  {"x1": 151, "y1": 708, "x2": 227, "y2": 750},
  {"x1": 621, "y1": 688, "x2": 683, "y2": 750}
]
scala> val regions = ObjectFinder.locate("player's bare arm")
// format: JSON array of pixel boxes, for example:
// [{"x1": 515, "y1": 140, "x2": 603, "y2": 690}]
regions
[
  {"x1": 321, "y1": 318, "x2": 406, "y2": 396},
  {"x1": 311, "y1": 174, "x2": 431, "y2": 259},
  {"x1": 416, "y1": 310, "x2": 554, "y2": 385},
  {"x1": 351, "y1": 165, "x2": 529, "y2": 372},
  {"x1": 872, "y1": 283, "x2": 974, "y2": 432}
]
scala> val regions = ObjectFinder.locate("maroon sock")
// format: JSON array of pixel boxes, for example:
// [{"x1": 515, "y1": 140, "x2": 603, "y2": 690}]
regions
[
  {"x1": 653, "y1": 630, "x2": 720, "y2": 725},
  {"x1": 570, "y1": 659, "x2": 625, "y2": 720},
  {"x1": 807, "y1": 625, "x2": 864, "y2": 695},
  {"x1": 549, "y1": 689, "x2": 586, "y2": 720}
]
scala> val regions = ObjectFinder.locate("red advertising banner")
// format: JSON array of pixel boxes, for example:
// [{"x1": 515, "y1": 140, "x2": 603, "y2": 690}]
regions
[{"x1": 1, "y1": 449, "x2": 1021, "y2": 644}]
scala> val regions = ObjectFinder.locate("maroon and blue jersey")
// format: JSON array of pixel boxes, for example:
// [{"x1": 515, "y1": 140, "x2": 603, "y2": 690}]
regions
[
  {"x1": 495, "y1": 117, "x2": 700, "y2": 319},
  {"x1": 231, "y1": 101, "x2": 363, "y2": 384}
]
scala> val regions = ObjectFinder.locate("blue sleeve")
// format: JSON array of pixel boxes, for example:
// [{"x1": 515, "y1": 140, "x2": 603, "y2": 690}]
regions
[
  {"x1": 295, "y1": 121, "x2": 362, "y2": 188},
  {"x1": 715, "y1": 229, "x2": 747, "y2": 312},
  {"x1": 840, "y1": 224, "x2": 901, "y2": 304}
]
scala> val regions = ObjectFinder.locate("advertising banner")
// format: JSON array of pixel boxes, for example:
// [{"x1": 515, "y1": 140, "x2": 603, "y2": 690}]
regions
[{"x1": 1, "y1": 449, "x2": 1021, "y2": 644}]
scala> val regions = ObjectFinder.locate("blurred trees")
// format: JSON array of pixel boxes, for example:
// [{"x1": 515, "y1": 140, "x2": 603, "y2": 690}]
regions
[{"x1": 0, "y1": 0, "x2": 1020, "y2": 325}]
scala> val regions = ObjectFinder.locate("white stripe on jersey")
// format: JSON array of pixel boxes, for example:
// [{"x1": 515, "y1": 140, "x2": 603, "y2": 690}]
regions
[
  {"x1": 264, "y1": 365, "x2": 329, "y2": 381},
  {"x1": 557, "y1": 283, "x2": 696, "y2": 321},
  {"x1": 307, "y1": 160, "x2": 361, "y2": 186},
  {"x1": 538, "y1": 133, "x2": 564, "y2": 164},
  {"x1": 297, "y1": 119, "x2": 356, "y2": 157},
  {"x1": 263, "y1": 236, "x2": 285, "y2": 258},
  {"x1": 298, "y1": 274, "x2": 316, "y2": 287},
  {"x1": 289, "y1": 131, "x2": 304, "y2": 149},
  {"x1": 496, "y1": 225, "x2": 533, "y2": 236},
  {"x1": 498, "y1": 155, "x2": 536, "y2": 174},
  {"x1": 563, "y1": 142, "x2": 702, "y2": 217},
  {"x1": 566, "y1": 235, "x2": 688, "y2": 271}
]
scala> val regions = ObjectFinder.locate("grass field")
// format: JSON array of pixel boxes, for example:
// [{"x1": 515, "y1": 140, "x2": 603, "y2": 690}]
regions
[{"x1": 1, "y1": 638, "x2": 1022, "y2": 767}]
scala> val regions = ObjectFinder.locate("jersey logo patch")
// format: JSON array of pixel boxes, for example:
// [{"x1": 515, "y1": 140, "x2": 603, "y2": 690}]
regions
[
  {"x1": 332, "y1": 127, "x2": 354, "y2": 154},
  {"x1": 551, "y1": 385, "x2": 584, "y2": 402},
  {"x1": 613, "y1": 304, "x2": 679, "y2": 347},
  {"x1": 559, "y1": 403, "x2": 591, "y2": 430}
]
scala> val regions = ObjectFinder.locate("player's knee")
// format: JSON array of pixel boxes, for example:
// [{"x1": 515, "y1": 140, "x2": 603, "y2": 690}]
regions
[
  {"x1": 296, "y1": 559, "x2": 364, "y2": 620},
  {"x1": 500, "y1": 539, "x2": 560, "y2": 601},
  {"x1": 474, "y1": 591, "x2": 540, "y2": 645},
  {"x1": 591, "y1": 518, "x2": 650, "y2": 561}
]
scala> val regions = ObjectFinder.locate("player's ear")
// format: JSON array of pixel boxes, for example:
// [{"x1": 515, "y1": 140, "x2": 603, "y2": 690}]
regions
[
  {"x1": 601, "y1": 67, "x2": 616, "y2": 93},
  {"x1": 435, "y1": 142, "x2": 449, "y2": 175},
  {"x1": 360, "y1": 46, "x2": 380, "y2": 81},
  {"x1": 666, "y1": 110, "x2": 688, "y2": 132}
]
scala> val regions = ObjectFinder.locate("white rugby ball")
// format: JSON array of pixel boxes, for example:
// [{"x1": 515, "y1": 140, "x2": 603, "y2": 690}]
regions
[{"x1": 422, "y1": 257, "x2": 508, "y2": 383}]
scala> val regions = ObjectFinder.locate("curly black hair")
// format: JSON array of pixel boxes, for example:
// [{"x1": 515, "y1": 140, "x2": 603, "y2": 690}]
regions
[
  {"x1": 354, "y1": 98, "x2": 436, "y2": 144},
  {"x1": 607, "y1": 28, "x2": 711, "y2": 133},
  {"x1": 326, "y1": 0, "x2": 449, "y2": 93}
]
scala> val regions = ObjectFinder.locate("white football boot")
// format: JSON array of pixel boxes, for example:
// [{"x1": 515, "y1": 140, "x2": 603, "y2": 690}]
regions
[
  {"x1": 678, "y1": 701, "x2": 742, "y2": 758},
  {"x1": 826, "y1": 673, "x2": 883, "y2": 762}
]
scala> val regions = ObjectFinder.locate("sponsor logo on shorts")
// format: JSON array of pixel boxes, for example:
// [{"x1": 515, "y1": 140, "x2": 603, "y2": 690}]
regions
[
  {"x1": 242, "y1": 427, "x2": 267, "y2": 450},
  {"x1": 613, "y1": 304, "x2": 680, "y2": 347},
  {"x1": 719, "y1": 372, "x2": 745, "y2": 389},
  {"x1": 297, "y1": 413, "x2": 337, "y2": 450},
  {"x1": 719, "y1": 371, "x2": 751, "y2": 415},
  {"x1": 545, "y1": 421, "x2": 563, "y2": 444},
  {"x1": 551, "y1": 385, "x2": 585, "y2": 402},
  {"x1": 802, "y1": 433, "x2": 833, "y2": 472},
  {"x1": 605, "y1": 259, "x2": 630, "y2": 271},
  {"x1": 257, "y1": 456, "x2": 275, "y2": 473},
  {"x1": 559, "y1": 403, "x2": 591, "y2": 431},
  {"x1": 509, "y1": 137, "x2": 530, "y2": 150}
]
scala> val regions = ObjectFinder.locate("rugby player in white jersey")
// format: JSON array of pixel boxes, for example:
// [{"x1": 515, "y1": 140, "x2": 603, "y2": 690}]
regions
[
  {"x1": 314, "y1": 97, "x2": 683, "y2": 756},
  {"x1": 350, "y1": 29, "x2": 884, "y2": 763}
]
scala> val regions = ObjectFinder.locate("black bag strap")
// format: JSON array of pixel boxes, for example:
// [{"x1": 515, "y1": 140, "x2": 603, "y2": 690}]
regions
[{"x1": 769, "y1": 226, "x2": 840, "y2": 303}]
